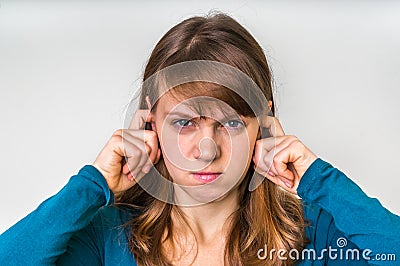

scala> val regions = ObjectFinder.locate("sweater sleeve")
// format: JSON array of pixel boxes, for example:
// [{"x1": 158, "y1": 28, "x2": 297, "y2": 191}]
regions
[
  {"x1": 0, "y1": 165, "x2": 113, "y2": 266},
  {"x1": 298, "y1": 158, "x2": 400, "y2": 265}
]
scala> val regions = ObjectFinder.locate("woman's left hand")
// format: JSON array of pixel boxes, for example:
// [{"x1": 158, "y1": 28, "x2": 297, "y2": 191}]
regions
[{"x1": 252, "y1": 116, "x2": 318, "y2": 194}]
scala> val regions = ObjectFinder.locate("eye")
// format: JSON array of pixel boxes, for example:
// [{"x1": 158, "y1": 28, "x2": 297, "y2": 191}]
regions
[
  {"x1": 223, "y1": 120, "x2": 245, "y2": 129},
  {"x1": 174, "y1": 119, "x2": 194, "y2": 128}
]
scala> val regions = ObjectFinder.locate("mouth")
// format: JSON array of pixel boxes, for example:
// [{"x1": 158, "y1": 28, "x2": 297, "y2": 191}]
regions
[{"x1": 191, "y1": 172, "x2": 223, "y2": 184}]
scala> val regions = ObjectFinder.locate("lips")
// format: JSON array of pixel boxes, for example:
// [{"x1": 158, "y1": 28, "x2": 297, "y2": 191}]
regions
[{"x1": 192, "y1": 172, "x2": 223, "y2": 183}]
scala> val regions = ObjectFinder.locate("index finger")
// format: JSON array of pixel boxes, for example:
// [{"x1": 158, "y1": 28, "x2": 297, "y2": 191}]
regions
[
  {"x1": 258, "y1": 114, "x2": 285, "y2": 138},
  {"x1": 129, "y1": 109, "x2": 151, "y2": 130}
]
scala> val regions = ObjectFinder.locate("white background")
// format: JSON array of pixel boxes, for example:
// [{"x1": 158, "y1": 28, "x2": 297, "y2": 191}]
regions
[{"x1": 1, "y1": 0, "x2": 399, "y2": 233}]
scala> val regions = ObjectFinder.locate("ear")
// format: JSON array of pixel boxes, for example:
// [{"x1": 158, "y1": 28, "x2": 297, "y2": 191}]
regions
[
  {"x1": 145, "y1": 112, "x2": 157, "y2": 132},
  {"x1": 145, "y1": 95, "x2": 158, "y2": 131}
]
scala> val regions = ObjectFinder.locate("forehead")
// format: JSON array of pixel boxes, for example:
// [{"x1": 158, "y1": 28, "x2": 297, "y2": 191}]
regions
[
  {"x1": 156, "y1": 92, "x2": 240, "y2": 120},
  {"x1": 149, "y1": 78, "x2": 264, "y2": 120}
]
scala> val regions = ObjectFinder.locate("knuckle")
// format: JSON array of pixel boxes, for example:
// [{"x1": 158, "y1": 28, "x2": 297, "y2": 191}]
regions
[
  {"x1": 253, "y1": 146, "x2": 261, "y2": 155},
  {"x1": 113, "y1": 129, "x2": 123, "y2": 136},
  {"x1": 130, "y1": 146, "x2": 143, "y2": 157},
  {"x1": 146, "y1": 130, "x2": 158, "y2": 140},
  {"x1": 293, "y1": 140, "x2": 304, "y2": 149},
  {"x1": 287, "y1": 135, "x2": 301, "y2": 145},
  {"x1": 272, "y1": 154, "x2": 281, "y2": 164},
  {"x1": 254, "y1": 140, "x2": 262, "y2": 148},
  {"x1": 126, "y1": 150, "x2": 138, "y2": 158},
  {"x1": 110, "y1": 134, "x2": 123, "y2": 143}
]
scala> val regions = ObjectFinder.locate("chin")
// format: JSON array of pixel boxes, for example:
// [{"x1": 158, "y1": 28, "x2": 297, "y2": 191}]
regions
[{"x1": 176, "y1": 185, "x2": 234, "y2": 206}]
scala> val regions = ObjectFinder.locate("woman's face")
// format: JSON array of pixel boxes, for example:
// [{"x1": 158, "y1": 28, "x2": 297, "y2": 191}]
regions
[{"x1": 151, "y1": 92, "x2": 260, "y2": 205}]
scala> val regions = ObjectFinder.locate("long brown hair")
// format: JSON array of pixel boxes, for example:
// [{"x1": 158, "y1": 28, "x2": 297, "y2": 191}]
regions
[{"x1": 117, "y1": 11, "x2": 307, "y2": 265}]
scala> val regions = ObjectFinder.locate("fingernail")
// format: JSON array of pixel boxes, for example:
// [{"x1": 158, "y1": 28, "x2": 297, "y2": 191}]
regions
[
  {"x1": 142, "y1": 165, "x2": 151, "y2": 173},
  {"x1": 128, "y1": 173, "x2": 135, "y2": 181},
  {"x1": 284, "y1": 181, "x2": 292, "y2": 188},
  {"x1": 268, "y1": 171, "x2": 275, "y2": 177}
]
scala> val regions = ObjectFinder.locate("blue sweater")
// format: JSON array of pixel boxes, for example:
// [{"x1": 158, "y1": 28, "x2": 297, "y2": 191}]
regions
[{"x1": 0, "y1": 158, "x2": 399, "y2": 265}]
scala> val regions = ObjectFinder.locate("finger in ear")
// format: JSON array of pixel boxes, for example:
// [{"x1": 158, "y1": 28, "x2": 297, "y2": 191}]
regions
[
  {"x1": 256, "y1": 129, "x2": 261, "y2": 140},
  {"x1": 145, "y1": 95, "x2": 152, "y2": 109}
]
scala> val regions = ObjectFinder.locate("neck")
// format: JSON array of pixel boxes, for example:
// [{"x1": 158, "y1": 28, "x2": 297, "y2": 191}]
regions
[{"x1": 172, "y1": 188, "x2": 240, "y2": 245}]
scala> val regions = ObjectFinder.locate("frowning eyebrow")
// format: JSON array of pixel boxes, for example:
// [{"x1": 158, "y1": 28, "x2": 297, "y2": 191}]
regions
[
  {"x1": 164, "y1": 111, "x2": 244, "y2": 120},
  {"x1": 164, "y1": 111, "x2": 195, "y2": 118}
]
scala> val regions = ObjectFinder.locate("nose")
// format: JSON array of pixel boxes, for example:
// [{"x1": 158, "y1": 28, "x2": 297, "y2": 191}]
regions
[
  {"x1": 193, "y1": 126, "x2": 220, "y2": 162},
  {"x1": 197, "y1": 137, "x2": 217, "y2": 161}
]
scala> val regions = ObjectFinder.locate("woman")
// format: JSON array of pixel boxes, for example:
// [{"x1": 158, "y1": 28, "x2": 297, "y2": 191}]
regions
[{"x1": 0, "y1": 12, "x2": 399, "y2": 266}]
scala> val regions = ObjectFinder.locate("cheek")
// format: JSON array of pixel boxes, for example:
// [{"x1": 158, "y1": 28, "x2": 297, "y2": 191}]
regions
[
  {"x1": 158, "y1": 128, "x2": 192, "y2": 185},
  {"x1": 226, "y1": 136, "x2": 252, "y2": 172},
  {"x1": 160, "y1": 131, "x2": 193, "y2": 171},
  {"x1": 223, "y1": 128, "x2": 257, "y2": 179},
  {"x1": 161, "y1": 152, "x2": 188, "y2": 186}
]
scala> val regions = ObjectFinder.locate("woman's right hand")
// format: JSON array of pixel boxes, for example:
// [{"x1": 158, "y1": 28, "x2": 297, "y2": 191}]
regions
[{"x1": 92, "y1": 109, "x2": 160, "y2": 194}]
